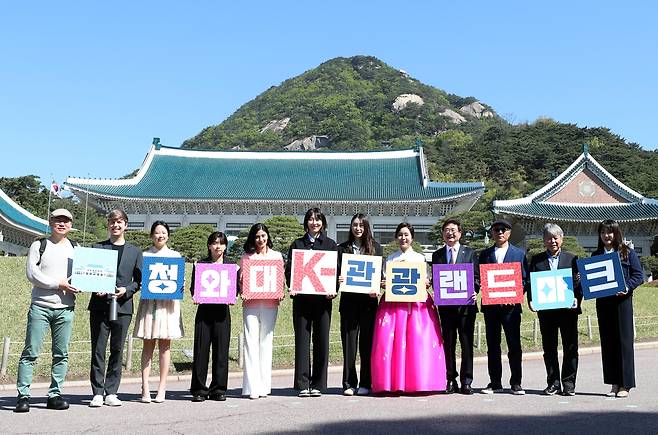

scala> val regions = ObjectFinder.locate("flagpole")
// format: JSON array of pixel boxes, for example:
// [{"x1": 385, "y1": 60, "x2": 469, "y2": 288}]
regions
[
  {"x1": 82, "y1": 173, "x2": 90, "y2": 246},
  {"x1": 46, "y1": 175, "x2": 53, "y2": 235}
]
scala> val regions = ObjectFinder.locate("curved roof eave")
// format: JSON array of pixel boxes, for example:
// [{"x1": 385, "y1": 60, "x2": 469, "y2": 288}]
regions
[
  {"x1": 0, "y1": 189, "x2": 49, "y2": 235},
  {"x1": 65, "y1": 186, "x2": 485, "y2": 204}
]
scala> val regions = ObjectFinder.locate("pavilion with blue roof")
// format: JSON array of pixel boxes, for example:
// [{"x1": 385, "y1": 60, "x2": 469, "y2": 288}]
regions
[
  {"x1": 493, "y1": 146, "x2": 658, "y2": 256},
  {"x1": 0, "y1": 188, "x2": 49, "y2": 255},
  {"x1": 65, "y1": 143, "x2": 485, "y2": 245}
]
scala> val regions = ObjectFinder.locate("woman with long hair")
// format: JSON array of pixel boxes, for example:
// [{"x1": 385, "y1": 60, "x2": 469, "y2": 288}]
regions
[
  {"x1": 133, "y1": 220, "x2": 184, "y2": 403},
  {"x1": 593, "y1": 220, "x2": 643, "y2": 398},
  {"x1": 371, "y1": 222, "x2": 446, "y2": 394},
  {"x1": 240, "y1": 223, "x2": 284, "y2": 399},
  {"x1": 284, "y1": 207, "x2": 338, "y2": 397},
  {"x1": 189, "y1": 231, "x2": 233, "y2": 402},
  {"x1": 337, "y1": 213, "x2": 383, "y2": 396}
]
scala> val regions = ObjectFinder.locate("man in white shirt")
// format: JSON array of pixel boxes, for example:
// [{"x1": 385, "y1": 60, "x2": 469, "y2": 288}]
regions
[{"x1": 15, "y1": 209, "x2": 78, "y2": 413}]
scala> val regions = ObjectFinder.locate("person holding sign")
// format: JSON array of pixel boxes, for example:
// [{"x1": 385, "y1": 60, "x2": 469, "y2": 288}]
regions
[
  {"x1": 88, "y1": 209, "x2": 143, "y2": 407},
  {"x1": 133, "y1": 221, "x2": 184, "y2": 403},
  {"x1": 478, "y1": 219, "x2": 528, "y2": 395},
  {"x1": 431, "y1": 218, "x2": 479, "y2": 395},
  {"x1": 285, "y1": 208, "x2": 338, "y2": 398},
  {"x1": 528, "y1": 223, "x2": 581, "y2": 396},
  {"x1": 15, "y1": 209, "x2": 78, "y2": 413},
  {"x1": 371, "y1": 223, "x2": 446, "y2": 394},
  {"x1": 240, "y1": 223, "x2": 285, "y2": 400},
  {"x1": 189, "y1": 231, "x2": 233, "y2": 402},
  {"x1": 337, "y1": 213, "x2": 383, "y2": 396},
  {"x1": 594, "y1": 220, "x2": 643, "y2": 398}
]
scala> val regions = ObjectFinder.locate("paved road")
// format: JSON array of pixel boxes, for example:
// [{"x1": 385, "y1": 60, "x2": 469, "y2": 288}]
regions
[{"x1": 1, "y1": 347, "x2": 657, "y2": 434}]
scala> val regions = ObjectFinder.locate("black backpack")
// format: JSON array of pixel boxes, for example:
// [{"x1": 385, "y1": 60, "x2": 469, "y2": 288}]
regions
[{"x1": 36, "y1": 237, "x2": 78, "y2": 266}]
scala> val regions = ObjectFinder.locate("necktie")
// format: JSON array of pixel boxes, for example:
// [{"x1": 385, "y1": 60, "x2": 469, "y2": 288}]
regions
[{"x1": 450, "y1": 247, "x2": 457, "y2": 264}]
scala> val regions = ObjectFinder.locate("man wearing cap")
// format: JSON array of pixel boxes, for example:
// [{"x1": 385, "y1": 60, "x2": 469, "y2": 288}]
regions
[
  {"x1": 478, "y1": 219, "x2": 529, "y2": 395},
  {"x1": 15, "y1": 209, "x2": 79, "y2": 413}
]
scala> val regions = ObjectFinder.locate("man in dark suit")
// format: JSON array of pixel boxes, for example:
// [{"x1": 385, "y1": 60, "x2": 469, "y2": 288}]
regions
[
  {"x1": 478, "y1": 219, "x2": 529, "y2": 395},
  {"x1": 432, "y1": 218, "x2": 479, "y2": 395},
  {"x1": 528, "y1": 223, "x2": 581, "y2": 396},
  {"x1": 88, "y1": 209, "x2": 142, "y2": 407}
]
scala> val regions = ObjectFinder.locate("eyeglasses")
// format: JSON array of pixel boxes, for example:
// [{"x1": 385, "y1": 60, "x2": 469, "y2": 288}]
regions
[
  {"x1": 492, "y1": 227, "x2": 509, "y2": 233},
  {"x1": 443, "y1": 228, "x2": 460, "y2": 234}
]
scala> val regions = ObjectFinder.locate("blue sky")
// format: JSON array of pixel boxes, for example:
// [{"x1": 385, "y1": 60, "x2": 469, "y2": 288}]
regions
[{"x1": 2, "y1": 1, "x2": 657, "y2": 190}]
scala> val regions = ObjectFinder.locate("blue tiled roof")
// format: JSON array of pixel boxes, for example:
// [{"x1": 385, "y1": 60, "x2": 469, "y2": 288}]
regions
[
  {"x1": 494, "y1": 202, "x2": 658, "y2": 223},
  {"x1": 0, "y1": 189, "x2": 49, "y2": 234},
  {"x1": 66, "y1": 147, "x2": 484, "y2": 202},
  {"x1": 493, "y1": 150, "x2": 658, "y2": 223}
]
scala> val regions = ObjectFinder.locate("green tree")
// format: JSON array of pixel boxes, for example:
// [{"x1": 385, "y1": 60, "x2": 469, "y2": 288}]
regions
[
  {"x1": 125, "y1": 230, "x2": 153, "y2": 252},
  {"x1": 640, "y1": 255, "x2": 658, "y2": 280},
  {"x1": 0, "y1": 175, "x2": 49, "y2": 217},
  {"x1": 169, "y1": 224, "x2": 216, "y2": 262}
]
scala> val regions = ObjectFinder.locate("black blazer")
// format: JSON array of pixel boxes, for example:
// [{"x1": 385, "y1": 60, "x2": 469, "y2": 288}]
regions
[
  {"x1": 336, "y1": 239, "x2": 383, "y2": 311},
  {"x1": 285, "y1": 232, "x2": 338, "y2": 288},
  {"x1": 432, "y1": 244, "x2": 480, "y2": 313},
  {"x1": 528, "y1": 250, "x2": 582, "y2": 314},
  {"x1": 87, "y1": 240, "x2": 143, "y2": 315}
]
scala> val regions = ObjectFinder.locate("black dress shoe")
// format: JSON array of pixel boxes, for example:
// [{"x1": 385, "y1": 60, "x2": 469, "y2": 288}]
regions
[
  {"x1": 14, "y1": 396, "x2": 30, "y2": 413},
  {"x1": 460, "y1": 385, "x2": 473, "y2": 395},
  {"x1": 191, "y1": 394, "x2": 207, "y2": 402},
  {"x1": 542, "y1": 384, "x2": 561, "y2": 396},
  {"x1": 445, "y1": 381, "x2": 458, "y2": 394},
  {"x1": 46, "y1": 396, "x2": 69, "y2": 410},
  {"x1": 209, "y1": 393, "x2": 226, "y2": 401}
]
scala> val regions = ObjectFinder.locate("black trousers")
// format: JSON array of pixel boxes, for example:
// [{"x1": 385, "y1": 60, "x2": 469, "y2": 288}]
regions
[
  {"x1": 597, "y1": 295, "x2": 635, "y2": 389},
  {"x1": 292, "y1": 295, "x2": 332, "y2": 391},
  {"x1": 89, "y1": 311, "x2": 132, "y2": 396},
  {"x1": 438, "y1": 306, "x2": 476, "y2": 386},
  {"x1": 339, "y1": 293, "x2": 377, "y2": 390},
  {"x1": 538, "y1": 309, "x2": 579, "y2": 389},
  {"x1": 190, "y1": 304, "x2": 231, "y2": 396},
  {"x1": 484, "y1": 305, "x2": 522, "y2": 387}
]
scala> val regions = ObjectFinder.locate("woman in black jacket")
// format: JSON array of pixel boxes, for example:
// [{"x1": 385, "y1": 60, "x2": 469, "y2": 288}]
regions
[
  {"x1": 189, "y1": 232, "x2": 233, "y2": 402},
  {"x1": 285, "y1": 207, "x2": 338, "y2": 397},
  {"x1": 337, "y1": 213, "x2": 383, "y2": 396},
  {"x1": 593, "y1": 220, "x2": 643, "y2": 398}
]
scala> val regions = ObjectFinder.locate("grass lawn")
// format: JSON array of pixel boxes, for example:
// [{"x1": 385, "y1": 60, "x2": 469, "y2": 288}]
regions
[{"x1": 1, "y1": 256, "x2": 657, "y2": 384}]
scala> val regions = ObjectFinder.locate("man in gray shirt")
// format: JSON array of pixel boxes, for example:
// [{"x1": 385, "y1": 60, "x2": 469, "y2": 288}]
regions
[{"x1": 14, "y1": 208, "x2": 79, "y2": 413}]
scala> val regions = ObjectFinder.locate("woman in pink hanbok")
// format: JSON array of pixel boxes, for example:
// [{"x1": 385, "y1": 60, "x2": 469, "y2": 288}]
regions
[{"x1": 371, "y1": 223, "x2": 446, "y2": 393}]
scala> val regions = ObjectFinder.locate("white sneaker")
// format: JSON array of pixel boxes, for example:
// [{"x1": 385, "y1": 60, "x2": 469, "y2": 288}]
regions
[
  {"x1": 343, "y1": 388, "x2": 355, "y2": 396},
  {"x1": 89, "y1": 395, "x2": 104, "y2": 408},
  {"x1": 104, "y1": 394, "x2": 122, "y2": 406}
]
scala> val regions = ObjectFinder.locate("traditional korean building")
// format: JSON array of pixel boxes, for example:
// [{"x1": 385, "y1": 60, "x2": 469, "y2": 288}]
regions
[
  {"x1": 0, "y1": 188, "x2": 49, "y2": 255},
  {"x1": 493, "y1": 147, "x2": 658, "y2": 256},
  {"x1": 65, "y1": 144, "x2": 485, "y2": 246}
]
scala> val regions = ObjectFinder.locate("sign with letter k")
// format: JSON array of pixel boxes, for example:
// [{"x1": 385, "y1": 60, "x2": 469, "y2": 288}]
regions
[{"x1": 290, "y1": 249, "x2": 338, "y2": 295}]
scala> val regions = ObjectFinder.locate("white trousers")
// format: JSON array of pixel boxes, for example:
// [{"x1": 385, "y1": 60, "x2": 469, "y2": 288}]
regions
[{"x1": 242, "y1": 303, "x2": 278, "y2": 396}]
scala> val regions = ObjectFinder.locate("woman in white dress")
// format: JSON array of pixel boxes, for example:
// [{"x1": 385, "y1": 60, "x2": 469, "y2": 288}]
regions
[{"x1": 133, "y1": 221, "x2": 184, "y2": 403}]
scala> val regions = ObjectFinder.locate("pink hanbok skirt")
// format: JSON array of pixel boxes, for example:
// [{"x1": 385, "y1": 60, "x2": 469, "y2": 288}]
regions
[{"x1": 371, "y1": 294, "x2": 446, "y2": 393}]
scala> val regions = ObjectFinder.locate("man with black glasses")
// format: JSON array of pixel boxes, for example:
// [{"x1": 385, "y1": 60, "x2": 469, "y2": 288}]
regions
[{"x1": 478, "y1": 219, "x2": 528, "y2": 395}]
